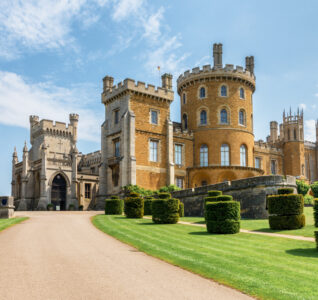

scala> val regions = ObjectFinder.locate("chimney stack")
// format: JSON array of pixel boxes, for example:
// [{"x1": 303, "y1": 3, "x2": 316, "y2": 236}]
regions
[{"x1": 213, "y1": 43, "x2": 223, "y2": 68}]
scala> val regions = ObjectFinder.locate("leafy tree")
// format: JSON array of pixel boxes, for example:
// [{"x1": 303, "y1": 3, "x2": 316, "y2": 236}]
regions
[{"x1": 296, "y1": 179, "x2": 310, "y2": 196}]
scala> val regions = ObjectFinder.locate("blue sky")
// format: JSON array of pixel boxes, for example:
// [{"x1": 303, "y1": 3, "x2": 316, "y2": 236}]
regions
[{"x1": 1, "y1": 0, "x2": 318, "y2": 195}]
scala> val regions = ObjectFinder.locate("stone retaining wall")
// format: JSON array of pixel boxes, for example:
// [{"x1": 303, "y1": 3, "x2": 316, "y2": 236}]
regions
[{"x1": 171, "y1": 175, "x2": 296, "y2": 219}]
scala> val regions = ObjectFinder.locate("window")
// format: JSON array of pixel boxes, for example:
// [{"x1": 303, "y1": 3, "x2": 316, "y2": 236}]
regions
[
  {"x1": 182, "y1": 93, "x2": 186, "y2": 104},
  {"x1": 294, "y1": 128, "x2": 297, "y2": 140},
  {"x1": 288, "y1": 129, "x2": 290, "y2": 140},
  {"x1": 85, "y1": 183, "x2": 91, "y2": 199},
  {"x1": 240, "y1": 88, "x2": 245, "y2": 99},
  {"x1": 221, "y1": 85, "x2": 227, "y2": 97},
  {"x1": 240, "y1": 145, "x2": 247, "y2": 167},
  {"x1": 114, "y1": 139, "x2": 120, "y2": 157},
  {"x1": 239, "y1": 109, "x2": 245, "y2": 126},
  {"x1": 150, "y1": 110, "x2": 158, "y2": 125},
  {"x1": 221, "y1": 144, "x2": 230, "y2": 166},
  {"x1": 200, "y1": 110, "x2": 207, "y2": 125},
  {"x1": 220, "y1": 109, "x2": 228, "y2": 124},
  {"x1": 200, "y1": 144, "x2": 208, "y2": 167},
  {"x1": 271, "y1": 160, "x2": 276, "y2": 174},
  {"x1": 255, "y1": 157, "x2": 261, "y2": 169},
  {"x1": 200, "y1": 87, "x2": 206, "y2": 98},
  {"x1": 114, "y1": 109, "x2": 119, "y2": 124},
  {"x1": 149, "y1": 140, "x2": 158, "y2": 162},
  {"x1": 176, "y1": 177, "x2": 184, "y2": 189},
  {"x1": 183, "y1": 114, "x2": 188, "y2": 130},
  {"x1": 175, "y1": 144, "x2": 182, "y2": 165}
]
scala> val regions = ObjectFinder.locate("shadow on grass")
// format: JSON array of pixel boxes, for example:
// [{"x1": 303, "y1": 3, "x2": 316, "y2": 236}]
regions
[
  {"x1": 193, "y1": 221, "x2": 205, "y2": 225},
  {"x1": 286, "y1": 248, "x2": 318, "y2": 258},
  {"x1": 188, "y1": 231, "x2": 212, "y2": 236}
]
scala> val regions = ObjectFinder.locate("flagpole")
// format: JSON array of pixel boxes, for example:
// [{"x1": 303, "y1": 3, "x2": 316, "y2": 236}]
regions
[{"x1": 157, "y1": 66, "x2": 161, "y2": 86}]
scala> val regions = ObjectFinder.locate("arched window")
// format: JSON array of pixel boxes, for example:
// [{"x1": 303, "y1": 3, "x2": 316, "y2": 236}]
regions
[
  {"x1": 221, "y1": 85, "x2": 227, "y2": 97},
  {"x1": 294, "y1": 129, "x2": 297, "y2": 140},
  {"x1": 239, "y1": 109, "x2": 245, "y2": 125},
  {"x1": 200, "y1": 87, "x2": 206, "y2": 99},
  {"x1": 182, "y1": 114, "x2": 188, "y2": 130},
  {"x1": 221, "y1": 144, "x2": 230, "y2": 166},
  {"x1": 240, "y1": 88, "x2": 245, "y2": 99},
  {"x1": 200, "y1": 144, "x2": 208, "y2": 167},
  {"x1": 200, "y1": 110, "x2": 207, "y2": 125},
  {"x1": 240, "y1": 145, "x2": 247, "y2": 167},
  {"x1": 182, "y1": 93, "x2": 186, "y2": 104},
  {"x1": 220, "y1": 109, "x2": 228, "y2": 124}
]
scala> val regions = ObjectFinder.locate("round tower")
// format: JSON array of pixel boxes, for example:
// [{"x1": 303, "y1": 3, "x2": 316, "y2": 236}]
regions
[{"x1": 177, "y1": 43, "x2": 263, "y2": 186}]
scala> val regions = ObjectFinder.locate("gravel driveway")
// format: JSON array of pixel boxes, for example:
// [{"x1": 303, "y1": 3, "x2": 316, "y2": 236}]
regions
[{"x1": 0, "y1": 212, "x2": 253, "y2": 300}]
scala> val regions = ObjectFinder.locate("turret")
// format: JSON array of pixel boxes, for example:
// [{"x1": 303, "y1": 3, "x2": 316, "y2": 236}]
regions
[
  {"x1": 12, "y1": 147, "x2": 18, "y2": 164},
  {"x1": 103, "y1": 76, "x2": 114, "y2": 94},
  {"x1": 22, "y1": 141, "x2": 29, "y2": 177},
  {"x1": 69, "y1": 113, "x2": 79, "y2": 144},
  {"x1": 29, "y1": 115, "x2": 39, "y2": 145},
  {"x1": 213, "y1": 43, "x2": 223, "y2": 68},
  {"x1": 270, "y1": 121, "x2": 278, "y2": 142},
  {"x1": 245, "y1": 56, "x2": 254, "y2": 75},
  {"x1": 161, "y1": 73, "x2": 173, "y2": 90}
]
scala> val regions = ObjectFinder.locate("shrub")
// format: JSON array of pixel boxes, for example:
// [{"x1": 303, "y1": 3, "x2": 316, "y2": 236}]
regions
[
  {"x1": 267, "y1": 194, "x2": 304, "y2": 215},
  {"x1": 158, "y1": 192, "x2": 171, "y2": 199},
  {"x1": 296, "y1": 180, "x2": 310, "y2": 196},
  {"x1": 277, "y1": 188, "x2": 294, "y2": 195},
  {"x1": 204, "y1": 196, "x2": 219, "y2": 204},
  {"x1": 206, "y1": 220, "x2": 240, "y2": 234},
  {"x1": 68, "y1": 204, "x2": 75, "y2": 211},
  {"x1": 315, "y1": 231, "x2": 318, "y2": 250},
  {"x1": 124, "y1": 193, "x2": 144, "y2": 218},
  {"x1": 158, "y1": 184, "x2": 181, "y2": 193},
  {"x1": 304, "y1": 195, "x2": 314, "y2": 206},
  {"x1": 269, "y1": 214, "x2": 305, "y2": 230},
  {"x1": 122, "y1": 184, "x2": 153, "y2": 197},
  {"x1": 144, "y1": 197, "x2": 154, "y2": 215},
  {"x1": 152, "y1": 198, "x2": 180, "y2": 224},
  {"x1": 314, "y1": 200, "x2": 318, "y2": 227},
  {"x1": 208, "y1": 190, "x2": 222, "y2": 197},
  {"x1": 179, "y1": 202, "x2": 184, "y2": 217},
  {"x1": 205, "y1": 201, "x2": 240, "y2": 221},
  {"x1": 105, "y1": 199, "x2": 123, "y2": 215},
  {"x1": 79, "y1": 205, "x2": 84, "y2": 211},
  {"x1": 47, "y1": 203, "x2": 54, "y2": 211},
  {"x1": 111, "y1": 195, "x2": 119, "y2": 199},
  {"x1": 311, "y1": 182, "x2": 318, "y2": 198}
]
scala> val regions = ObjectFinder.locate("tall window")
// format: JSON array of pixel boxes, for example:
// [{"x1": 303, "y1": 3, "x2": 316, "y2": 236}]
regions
[
  {"x1": 151, "y1": 110, "x2": 158, "y2": 125},
  {"x1": 85, "y1": 183, "x2": 91, "y2": 199},
  {"x1": 200, "y1": 87, "x2": 206, "y2": 98},
  {"x1": 240, "y1": 145, "x2": 247, "y2": 167},
  {"x1": 150, "y1": 140, "x2": 158, "y2": 162},
  {"x1": 114, "y1": 109, "x2": 119, "y2": 124},
  {"x1": 200, "y1": 144, "x2": 208, "y2": 167},
  {"x1": 240, "y1": 88, "x2": 245, "y2": 99},
  {"x1": 182, "y1": 93, "x2": 186, "y2": 104},
  {"x1": 183, "y1": 114, "x2": 188, "y2": 130},
  {"x1": 288, "y1": 129, "x2": 290, "y2": 140},
  {"x1": 176, "y1": 177, "x2": 184, "y2": 189},
  {"x1": 255, "y1": 157, "x2": 261, "y2": 169},
  {"x1": 220, "y1": 109, "x2": 228, "y2": 124},
  {"x1": 294, "y1": 128, "x2": 297, "y2": 140},
  {"x1": 221, "y1": 85, "x2": 227, "y2": 97},
  {"x1": 200, "y1": 110, "x2": 207, "y2": 125},
  {"x1": 114, "y1": 139, "x2": 120, "y2": 157},
  {"x1": 239, "y1": 109, "x2": 245, "y2": 125},
  {"x1": 221, "y1": 144, "x2": 230, "y2": 166},
  {"x1": 271, "y1": 160, "x2": 276, "y2": 174},
  {"x1": 175, "y1": 144, "x2": 182, "y2": 165}
]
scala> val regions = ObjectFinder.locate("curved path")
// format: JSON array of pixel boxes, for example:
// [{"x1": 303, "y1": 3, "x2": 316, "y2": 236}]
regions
[{"x1": 0, "y1": 212, "x2": 253, "y2": 300}]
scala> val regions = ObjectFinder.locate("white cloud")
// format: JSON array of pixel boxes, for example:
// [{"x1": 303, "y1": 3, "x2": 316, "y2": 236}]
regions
[
  {"x1": 0, "y1": 71, "x2": 103, "y2": 142},
  {"x1": 304, "y1": 119, "x2": 316, "y2": 141},
  {"x1": 299, "y1": 103, "x2": 306, "y2": 111},
  {"x1": 142, "y1": 7, "x2": 164, "y2": 42},
  {"x1": 111, "y1": 0, "x2": 144, "y2": 21}
]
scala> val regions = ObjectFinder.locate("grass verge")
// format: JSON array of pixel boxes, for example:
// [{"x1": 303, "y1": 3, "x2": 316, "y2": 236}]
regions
[
  {"x1": 93, "y1": 215, "x2": 318, "y2": 300},
  {"x1": 0, "y1": 217, "x2": 28, "y2": 232}
]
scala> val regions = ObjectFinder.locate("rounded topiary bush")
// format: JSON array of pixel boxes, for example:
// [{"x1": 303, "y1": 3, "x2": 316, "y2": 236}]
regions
[
  {"x1": 304, "y1": 194, "x2": 314, "y2": 206},
  {"x1": 311, "y1": 182, "x2": 318, "y2": 198},
  {"x1": 268, "y1": 193, "x2": 305, "y2": 230},
  {"x1": 124, "y1": 193, "x2": 144, "y2": 218},
  {"x1": 105, "y1": 198, "x2": 123, "y2": 215},
  {"x1": 158, "y1": 192, "x2": 171, "y2": 199},
  {"x1": 208, "y1": 190, "x2": 222, "y2": 197},
  {"x1": 206, "y1": 220, "x2": 240, "y2": 234},
  {"x1": 111, "y1": 195, "x2": 119, "y2": 200},
  {"x1": 296, "y1": 180, "x2": 310, "y2": 196},
  {"x1": 205, "y1": 201, "x2": 240, "y2": 221},
  {"x1": 179, "y1": 202, "x2": 184, "y2": 217},
  {"x1": 152, "y1": 198, "x2": 180, "y2": 224},
  {"x1": 277, "y1": 187, "x2": 294, "y2": 195},
  {"x1": 144, "y1": 196, "x2": 154, "y2": 215},
  {"x1": 214, "y1": 195, "x2": 233, "y2": 202}
]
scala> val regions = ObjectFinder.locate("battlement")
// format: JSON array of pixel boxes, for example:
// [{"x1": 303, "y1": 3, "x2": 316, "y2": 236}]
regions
[
  {"x1": 102, "y1": 77, "x2": 174, "y2": 104},
  {"x1": 283, "y1": 108, "x2": 303, "y2": 124},
  {"x1": 177, "y1": 64, "x2": 255, "y2": 93},
  {"x1": 80, "y1": 150, "x2": 101, "y2": 167},
  {"x1": 173, "y1": 122, "x2": 194, "y2": 139},
  {"x1": 254, "y1": 140, "x2": 283, "y2": 153}
]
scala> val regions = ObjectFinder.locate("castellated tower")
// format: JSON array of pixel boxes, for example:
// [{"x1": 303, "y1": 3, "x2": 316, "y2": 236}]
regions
[
  {"x1": 177, "y1": 43, "x2": 262, "y2": 186},
  {"x1": 282, "y1": 109, "x2": 305, "y2": 177}
]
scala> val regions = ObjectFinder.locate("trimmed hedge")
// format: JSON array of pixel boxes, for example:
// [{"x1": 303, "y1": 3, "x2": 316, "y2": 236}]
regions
[
  {"x1": 206, "y1": 220, "x2": 240, "y2": 234},
  {"x1": 158, "y1": 192, "x2": 171, "y2": 199},
  {"x1": 269, "y1": 214, "x2": 305, "y2": 230},
  {"x1": 267, "y1": 194, "x2": 304, "y2": 215},
  {"x1": 179, "y1": 202, "x2": 184, "y2": 217},
  {"x1": 205, "y1": 202, "x2": 240, "y2": 221},
  {"x1": 152, "y1": 198, "x2": 180, "y2": 224},
  {"x1": 215, "y1": 195, "x2": 233, "y2": 202},
  {"x1": 277, "y1": 188, "x2": 294, "y2": 195},
  {"x1": 111, "y1": 195, "x2": 119, "y2": 200},
  {"x1": 315, "y1": 231, "x2": 318, "y2": 250},
  {"x1": 204, "y1": 196, "x2": 219, "y2": 204},
  {"x1": 314, "y1": 199, "x2": 318, "y2": 227},
  {"x1": 296, "y1": 180, "x2": 310, "y2": 196},
  {"x1": 124, "y1": 193, "x2": 144, "y2": 218},
  {"x1": 208, "y1": 190, "x2": 222, "y2": 197},
  {"x1": 144, "y1": 197, "x2": 154, "y2": 215},
  {"x1": 304, "y1": 194, "x2": 314, "y2": 206},
  {"x1": 311, "y1": 182, "x2": 318, "y2": 198},
  {"x1": 105, "y1": 199, "x2": 123, "y2": 215}
]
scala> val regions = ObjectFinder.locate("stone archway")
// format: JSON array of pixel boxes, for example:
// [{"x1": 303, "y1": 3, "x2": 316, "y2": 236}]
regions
[{"x1": 51, "y1": 174, "x2": 67, "y2": 210}]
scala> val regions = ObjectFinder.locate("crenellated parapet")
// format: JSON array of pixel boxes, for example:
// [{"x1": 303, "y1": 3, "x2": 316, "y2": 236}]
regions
[
  {"x1": 79, "y1": 150, "x2": 101, "y2": 167},
  {"x1": 173, "y1": 122, "x2": 193, "y2": 139},
  {"x1": 254, "y1": 140, "x2": 283, "y2": 154},
  {"x1": 102, "y1": 77, "x2": 174, "y2": 104}
]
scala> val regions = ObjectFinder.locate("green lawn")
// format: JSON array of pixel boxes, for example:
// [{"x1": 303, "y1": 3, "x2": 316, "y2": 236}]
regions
[
  {"x1": 93, "y1": 215, "x2": 318, "y2": 300},
  {"x1": 181, "y1": 207, "x2": 315, "y2": 237},
  {"x1": 0, "y1": 217, "x2": 28, "y2": 232}
]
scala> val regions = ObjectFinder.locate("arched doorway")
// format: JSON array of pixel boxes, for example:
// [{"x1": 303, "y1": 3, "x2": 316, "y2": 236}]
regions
[{"x1": 51, "y1": 174, "x2": 67, "y2": 210}]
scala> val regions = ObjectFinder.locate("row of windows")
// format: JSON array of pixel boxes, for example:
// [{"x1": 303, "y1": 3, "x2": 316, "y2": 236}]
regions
[
  {"x1": 182, "y1": 86, "x2": 245, "y2": 103},
  {"x1": 255, "y1": 157, "x2": 277, "y2": 174},
  {"x1": 199, "y1": 144, "x2": 248, "y2": 167}
]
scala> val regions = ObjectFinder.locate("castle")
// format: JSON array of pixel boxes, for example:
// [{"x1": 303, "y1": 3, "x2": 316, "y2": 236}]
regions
[{"x1": 11, "y1": 43, "x2": 318, "y2": 210}]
